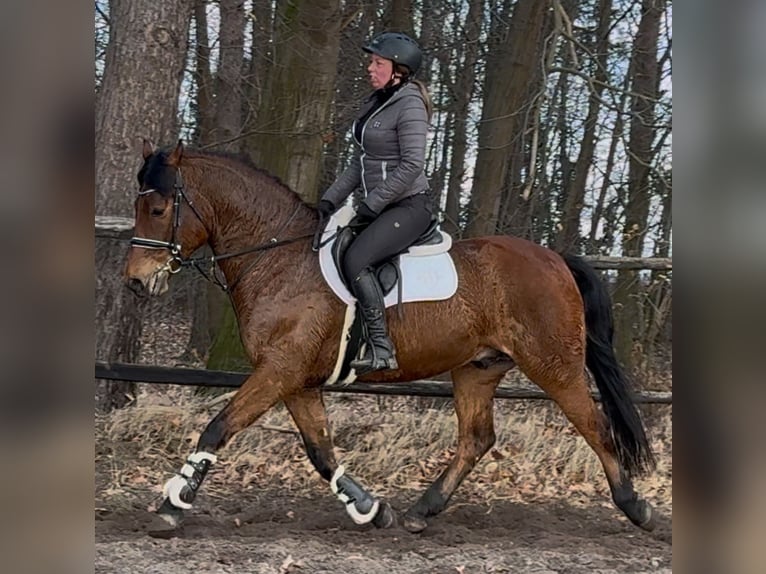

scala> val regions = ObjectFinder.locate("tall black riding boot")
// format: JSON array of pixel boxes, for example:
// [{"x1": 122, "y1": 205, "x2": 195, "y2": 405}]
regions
[{"x1": 349, "y1": 269, "x2": 398, "y2": 374}]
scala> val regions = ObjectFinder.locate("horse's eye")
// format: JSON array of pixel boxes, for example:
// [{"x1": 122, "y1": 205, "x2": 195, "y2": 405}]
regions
[{"x1": 151, "y1": 207, "x2": 165, "y2": 217}]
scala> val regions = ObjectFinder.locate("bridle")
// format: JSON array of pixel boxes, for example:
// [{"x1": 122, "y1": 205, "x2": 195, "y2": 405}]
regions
[
  {"x1": 130, "y1": 168, "x2": 314, "y2": 293},
  {"x1": 130, "y1": 169, "x2": 202, "y2": 274}
]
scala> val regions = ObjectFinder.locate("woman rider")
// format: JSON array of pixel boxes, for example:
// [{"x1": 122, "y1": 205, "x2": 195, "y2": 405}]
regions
[{"x1": 315, "y1": 32, "x2": 434, "y2": 375}]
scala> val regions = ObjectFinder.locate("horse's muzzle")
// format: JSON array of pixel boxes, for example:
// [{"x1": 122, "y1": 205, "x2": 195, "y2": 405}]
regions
[{"x1": 126, "y1": 277, "x2": 148, "y2": 297}]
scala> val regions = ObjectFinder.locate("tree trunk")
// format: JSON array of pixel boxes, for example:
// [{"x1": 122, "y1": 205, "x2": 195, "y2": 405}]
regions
[
  {"x1": 641, "y1": 169, "x2": 672, "y2": 368},
  {"x1": 206, "y1": 297, "x2": 251, "y2": 372},
  {"x1": 497, "y1": 1, "x2": 555, "y2": 242},
  {"x1": 553, "y1": 62, "x2": 573, "y2": 240},
  {"x1": 186, "y1": 1, "x2": 247, "y2": 374},
  {"x1": 418, "y1": 0, "x2": 438, "y2": 86},
  {"x1": 245, "y1": 0, "x2": 341, "y2": 203},
  {"x1": 613, "y1": 0, "x2": 664, "y2": 372},
  {"x1": 384, "y1": 0, "x2": 413, "y2": 35},
  {"x1": 95, "y1": 0, "x2": 192, "y2": 411},
  {"x1": 555, "y1": 0, "x2": 612, "y2": 253},
  {"x1": 245, "y1": 0, "x2": 275, "y2": 119},
  {"x1": 193, "y1": 0, "x2": 215, "y2": 145},
  {"x1": 213, "y1": 0, "x2": 245, "y2": 151},
  {"x1": 443, "y1": 0, "x2": 483, "y2": 238},
  {"x1": 464, "y1": 0, "x2": 549, "y2": 238},
  {"x1": 588, "y1": 69, "x2": 630, "y2": 253},
  {"x1": 209, "y1": 0, "x2": 341, "y2": 373}
]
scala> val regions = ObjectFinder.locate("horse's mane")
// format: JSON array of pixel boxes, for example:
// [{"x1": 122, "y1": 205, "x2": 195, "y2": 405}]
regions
[{"x1": 179, "y1": 147, "x2": 312, "y2": 208}]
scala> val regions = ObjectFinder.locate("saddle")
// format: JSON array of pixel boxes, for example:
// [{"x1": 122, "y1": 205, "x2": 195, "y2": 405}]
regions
[
  {"x1": 324, "y1": 217, "x2": 450, "y2": 385},
  {"x1": 331, "y1": 217, "x2": 447, "y2": 299},
  {"x1": 318, "y1": 205, "x2": 457, "y2": 385}
]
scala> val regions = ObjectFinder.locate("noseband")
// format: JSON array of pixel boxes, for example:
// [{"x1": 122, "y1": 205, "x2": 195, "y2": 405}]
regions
[
  {"x1": 130, "y1": 170, "x2": 204, "y2": 274},
  {"x1": 130, "y1": 168, "x2": 313, "y2": 292}
]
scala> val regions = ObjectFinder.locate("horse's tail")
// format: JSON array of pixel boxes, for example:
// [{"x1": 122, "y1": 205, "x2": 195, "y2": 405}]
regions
[{"x1": 562, "y1": 254, "x2": 656, "y2": 477}]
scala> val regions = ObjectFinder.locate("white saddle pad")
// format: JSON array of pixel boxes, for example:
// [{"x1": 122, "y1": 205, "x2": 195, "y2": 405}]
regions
[{"x1": 318, "y1": 204, "x2": 458, "y2": 307}]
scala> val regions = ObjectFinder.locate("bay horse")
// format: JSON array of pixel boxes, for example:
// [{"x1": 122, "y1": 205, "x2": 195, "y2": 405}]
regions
[{"x1": 124, "y1": 141, "x2": 656, "y2": 537}]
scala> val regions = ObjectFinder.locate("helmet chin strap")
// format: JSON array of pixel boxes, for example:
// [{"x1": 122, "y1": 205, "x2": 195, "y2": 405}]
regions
[{"x1": 385, "y1": 73, "x2": 405, "y2": 89}]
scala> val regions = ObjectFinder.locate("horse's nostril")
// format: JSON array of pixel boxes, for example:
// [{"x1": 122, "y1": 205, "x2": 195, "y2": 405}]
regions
[{"x1": 126, "y1": 277, "x2": 146, "y2": 295}]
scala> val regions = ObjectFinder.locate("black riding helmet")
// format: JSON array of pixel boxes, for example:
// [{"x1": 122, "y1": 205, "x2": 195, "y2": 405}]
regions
[{"x1": 363, "y1": 32, "x2": 422, "y2": 76}]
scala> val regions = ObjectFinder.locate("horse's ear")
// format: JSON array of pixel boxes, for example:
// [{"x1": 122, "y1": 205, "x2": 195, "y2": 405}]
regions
[
  {"x1": 142, "y1": 139, "x2": 156, "y2": 160},
  {"x1": 167, "y1": 140, "x2": 184, "y2": 166}
]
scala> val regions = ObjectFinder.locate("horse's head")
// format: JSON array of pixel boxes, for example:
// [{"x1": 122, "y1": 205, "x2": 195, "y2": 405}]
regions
[{"x1": 124, "y1": 140, "x2": 208, "y2": 296}]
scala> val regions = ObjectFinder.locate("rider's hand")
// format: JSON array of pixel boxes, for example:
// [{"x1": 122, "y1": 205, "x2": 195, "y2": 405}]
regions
[
  {"x1": 312, "y1": 200, "x2": 335, "y2": 251},
  {"x1": 317, "y1": 200, "x2": 335, "y2": 219},
  {"x1": 348, "y1": 203, "x2": 377, "y2": 229}
]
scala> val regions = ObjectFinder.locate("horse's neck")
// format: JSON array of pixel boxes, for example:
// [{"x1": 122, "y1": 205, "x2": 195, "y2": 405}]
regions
[
  {"x1": 194, "y1": 165, "x2": 305, "y2": 250},
  {"x1": 192, "y1": 164, "x2": 314, "y2": 303}
]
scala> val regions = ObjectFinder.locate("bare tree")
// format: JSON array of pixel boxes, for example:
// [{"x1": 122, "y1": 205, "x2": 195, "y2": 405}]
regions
[
  {"x1": 245, "y1": 0, "x2": 342, "y2": 202},
  {"x1": 384, "y1": 0, "x2": 413, "y2": 34},
  {"x1": 613, "y1": 0, "x2": 665, "y2": 370},
  {"x1": 207, "y1": 0, "x2": 342, "y2": 371},
  {"x1": 443, "y1": 0, "x2": 484, "y2": 238},
  {"x1": 464, "y1": 0, "x2": 549, "y2": 238},
  {"x1": 555, "y1": 0, "x2": 613, "y2": 253},
  {"x1": 588, "y1": 69, "x2": 631, "y2": 253},
  {"x1": 192, "y1": 0, "x2": 215, "y2": 144},
  {"x1": 244, "y1": 0, "x2": 275, "y2": 121},
  {"x1": 213, "y1": 0, "x2": 246, "y2": 151},
  {"x1": 95, "y1": 0, "x2": 193, "y2": 410},
  {"x1": 640, "y1": 169, "x2": 672, "y2": 369}
]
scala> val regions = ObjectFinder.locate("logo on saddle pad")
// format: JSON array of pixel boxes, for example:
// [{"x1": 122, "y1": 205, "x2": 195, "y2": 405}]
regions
[{"x1": 317, "y1": 204, "x2": 458, "y2": 307}]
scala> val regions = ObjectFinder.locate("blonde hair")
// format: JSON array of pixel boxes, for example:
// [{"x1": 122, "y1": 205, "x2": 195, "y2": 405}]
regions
[
  {"x1": 395, "y1": 64, "x2": 433, "y2": 122},
  {"x1": 411, "y1": 79, "x2": 433, "y2": 122}
]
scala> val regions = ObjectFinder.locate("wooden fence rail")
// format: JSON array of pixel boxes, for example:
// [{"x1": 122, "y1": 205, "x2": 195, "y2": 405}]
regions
[
  {"x1": 95, "y1": 362, "x2": 672, "y2": 404},
  {"x1": 95, "y1": 216, "x2": 672, "y2": 271}
]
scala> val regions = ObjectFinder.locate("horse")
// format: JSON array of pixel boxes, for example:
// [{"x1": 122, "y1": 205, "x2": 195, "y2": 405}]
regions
[{"x1": 124, "y1": 140, "x2": 656, "y2": 537}]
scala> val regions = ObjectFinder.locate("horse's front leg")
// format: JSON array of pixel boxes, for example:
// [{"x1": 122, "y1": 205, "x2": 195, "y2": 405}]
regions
[
  {"x1": 148, "y1": 365, "x2": 292, "y2": 537},
  {"x1": 283, "y1": 387, "x2": 396, "y2": 528}
]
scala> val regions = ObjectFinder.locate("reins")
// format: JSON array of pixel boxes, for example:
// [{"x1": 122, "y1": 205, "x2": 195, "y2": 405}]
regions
[{"x1": 130, "y1": 167, "x2": 315, "y2": 294}]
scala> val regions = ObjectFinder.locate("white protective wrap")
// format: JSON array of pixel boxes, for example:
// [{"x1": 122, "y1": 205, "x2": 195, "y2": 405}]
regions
[
  {"x1": 330, "y1": 465, "x2": 380, "y2": 525},
  {"x1": 162, "y1": 452, "x2": 218, "y2": 510}
]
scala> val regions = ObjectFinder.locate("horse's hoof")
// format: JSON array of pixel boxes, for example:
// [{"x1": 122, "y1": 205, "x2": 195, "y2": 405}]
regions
[
  {"x1": 147, "y1": 512, "x2": 183, "y2": 539},
  {"x1": 372, "y1": 501, "x2": 397, "y2": 529},
  {"x1": 402, "y1": 512, "x2": 428, "y2": 533},
  {"x1": 637, "y1": 503, "x2": 656, "y2": 532}
]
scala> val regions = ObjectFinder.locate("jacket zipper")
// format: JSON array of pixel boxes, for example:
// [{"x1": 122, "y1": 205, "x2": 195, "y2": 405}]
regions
[{"x1": 359, "y1": 90, "x2": 403, "y2": 197}]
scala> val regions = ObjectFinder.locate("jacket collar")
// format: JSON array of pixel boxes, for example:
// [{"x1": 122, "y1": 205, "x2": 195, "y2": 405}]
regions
[
  {"x1": 363, "y1": 80, "x2": 416, "y2": 106},
  {"x1": 352, "y1": 83, "x2": 420, "y2": 146}
]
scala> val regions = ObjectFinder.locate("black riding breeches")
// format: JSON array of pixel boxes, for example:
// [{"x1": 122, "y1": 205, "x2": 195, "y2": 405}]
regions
[{"x1": 342, "y1": 193, "x2": 432, "y2": 282}]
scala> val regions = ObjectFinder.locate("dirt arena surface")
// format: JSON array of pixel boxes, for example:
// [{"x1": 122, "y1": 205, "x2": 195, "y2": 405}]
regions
[
  {"x1": 96, "y1": 489, "x2": 671, "y2": 573},
  {"x1": 96, "y1": 385, "x2": 672, "y2": 573}
]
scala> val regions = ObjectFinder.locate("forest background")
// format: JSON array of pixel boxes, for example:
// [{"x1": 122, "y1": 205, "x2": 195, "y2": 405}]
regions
[{"x1": 94, "y1": 0, "x2": 672, "y2": 410}]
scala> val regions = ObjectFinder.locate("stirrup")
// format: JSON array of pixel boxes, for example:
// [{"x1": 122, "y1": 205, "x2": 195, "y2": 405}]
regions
[{"x1": 350, "y1": 347, "x2": 398, "y2": 374}]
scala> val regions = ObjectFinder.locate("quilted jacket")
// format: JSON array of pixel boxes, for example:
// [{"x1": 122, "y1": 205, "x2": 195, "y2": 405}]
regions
[{"x1": 321, "y1": 82, "x2": 429, "y2": 215}]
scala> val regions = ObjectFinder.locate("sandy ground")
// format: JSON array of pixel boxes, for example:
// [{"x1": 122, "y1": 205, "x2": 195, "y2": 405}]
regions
[{"x1": 95, "y1": 488, "x2": 671, "y2": 574}]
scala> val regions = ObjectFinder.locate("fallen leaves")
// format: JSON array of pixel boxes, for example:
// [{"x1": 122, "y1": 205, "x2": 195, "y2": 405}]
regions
[
  {"x1": 279, "y1": 555, "x2": 304, "y2": 573},
  {"x1": 97, "y1": 394, "x2": 672, "y2": 510}
]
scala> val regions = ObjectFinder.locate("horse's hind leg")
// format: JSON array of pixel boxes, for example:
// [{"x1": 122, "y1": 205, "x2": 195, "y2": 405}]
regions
[
  {"x1": 284, "y1": 388, "x2": 396, "y2": 528},
  {"x1": 403, "y1": 364, "x2": 502, "y2": 533},
  {"x1": 526, "y1": 364, "x2": 654, "y2": 530}
]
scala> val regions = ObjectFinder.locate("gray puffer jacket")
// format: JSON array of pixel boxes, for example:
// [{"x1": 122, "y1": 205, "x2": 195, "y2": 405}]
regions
[{"x1": 322, "y1": 82, "x2": 429, "y2": 215}]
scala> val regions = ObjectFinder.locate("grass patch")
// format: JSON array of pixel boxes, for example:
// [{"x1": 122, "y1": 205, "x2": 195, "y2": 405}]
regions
[{"x1": 96, "y1": 388, "x2": 671, "y2": 512}]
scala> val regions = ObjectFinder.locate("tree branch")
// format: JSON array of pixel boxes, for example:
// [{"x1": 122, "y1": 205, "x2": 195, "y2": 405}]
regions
[{"x1": 95, "y1": 2, "x2": 110, "y2": 26}]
